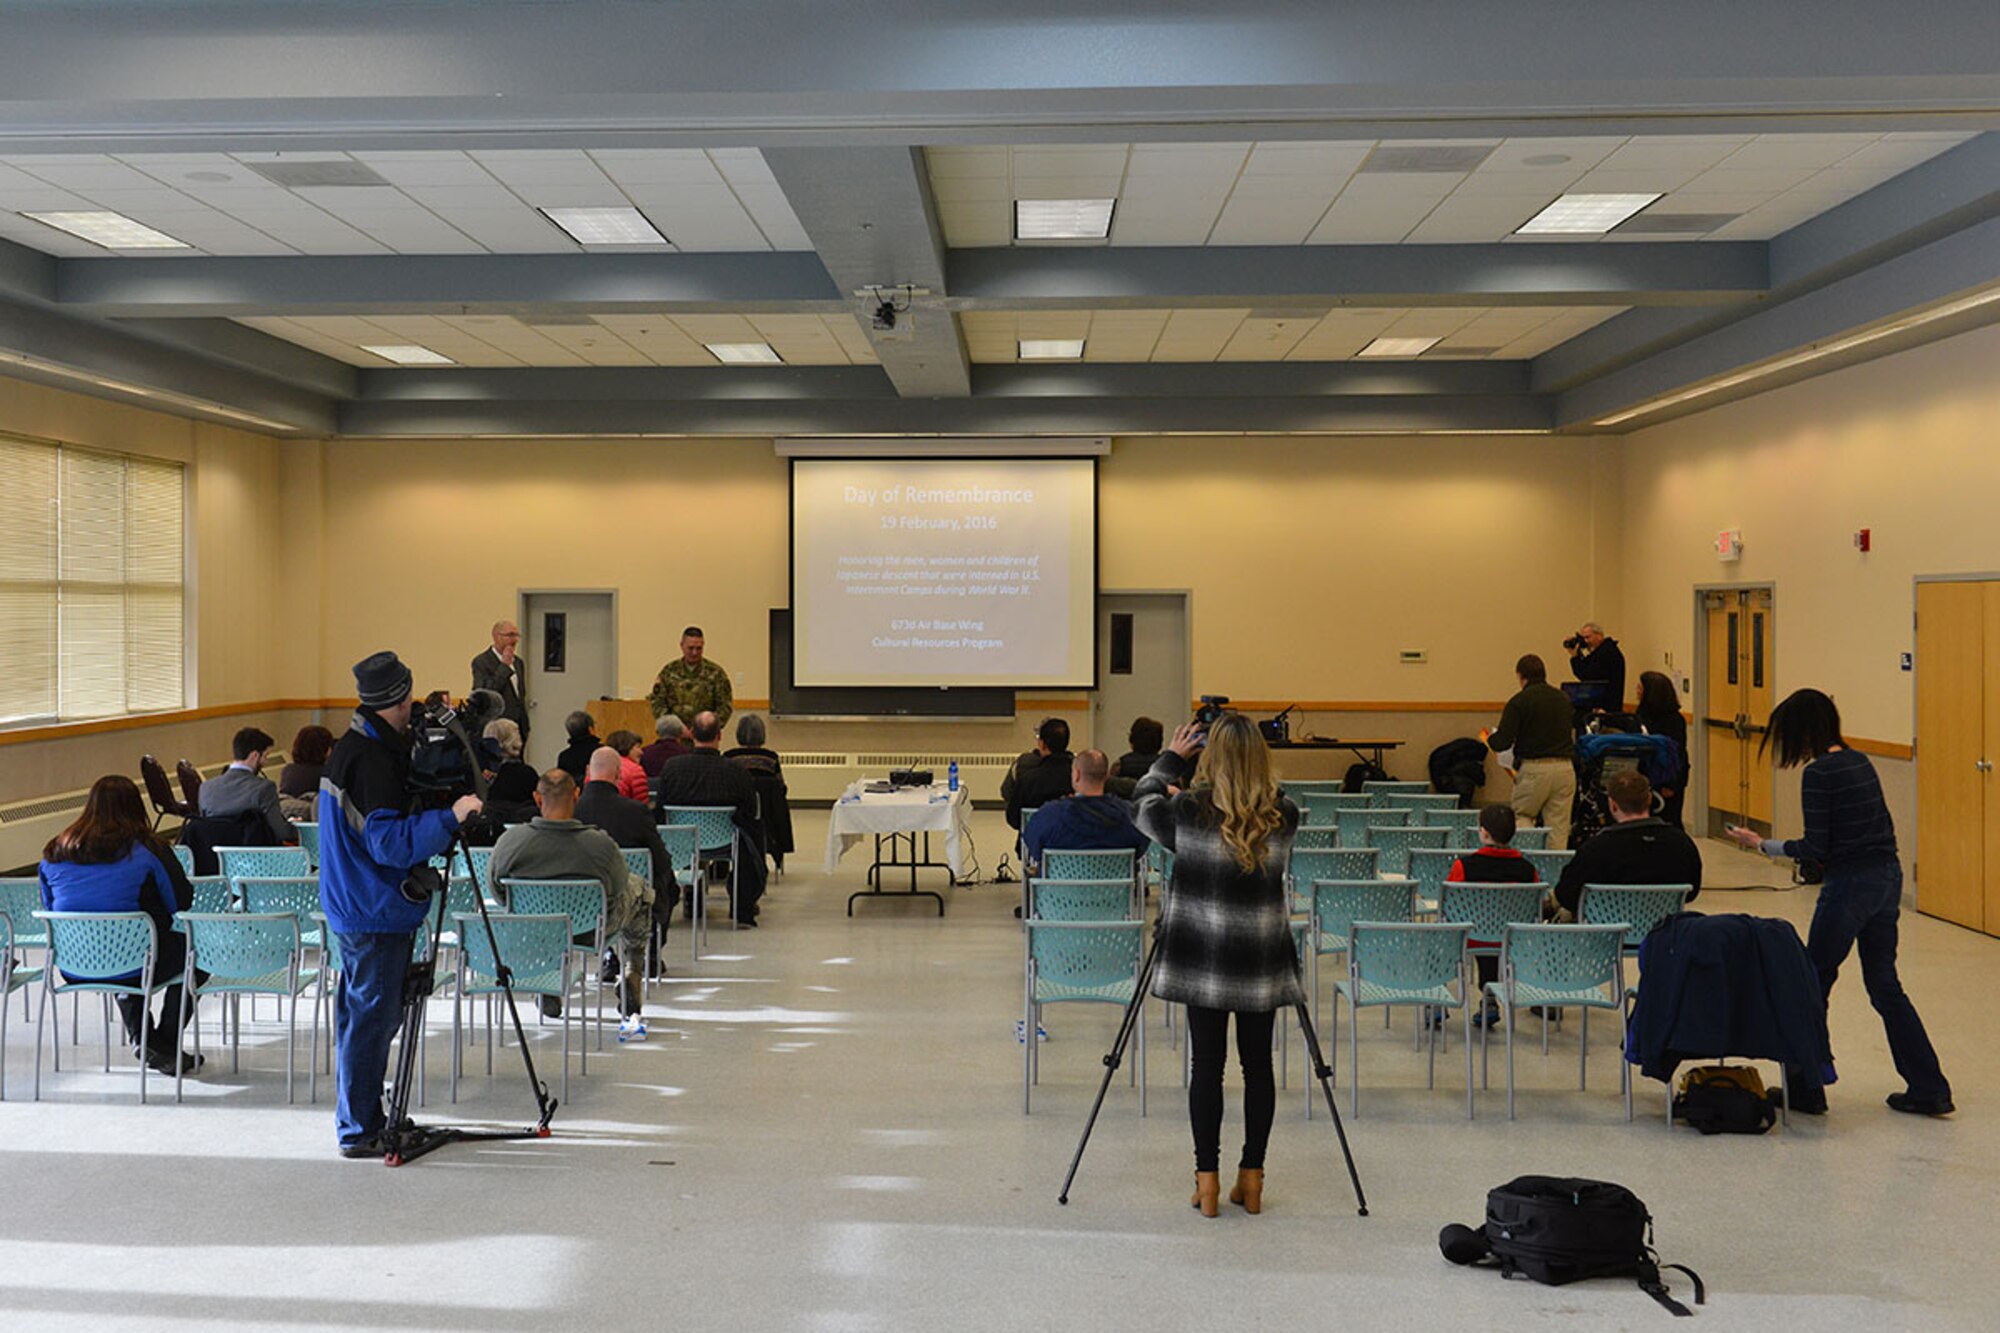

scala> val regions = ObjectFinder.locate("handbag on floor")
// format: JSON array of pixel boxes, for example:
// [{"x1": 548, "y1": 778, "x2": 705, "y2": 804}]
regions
[
  {"x1": 1440, "y1": 1175, "x2": 1705, "y2": 1316},
  {"x1": 1673, "y1": 1063, "x2": 1780, "y2": 1135}
]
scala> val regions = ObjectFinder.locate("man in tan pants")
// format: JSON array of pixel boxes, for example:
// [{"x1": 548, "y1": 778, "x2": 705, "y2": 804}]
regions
[{"x1": 1483, "y1": 654, "x2": 1578, "y2": 849}]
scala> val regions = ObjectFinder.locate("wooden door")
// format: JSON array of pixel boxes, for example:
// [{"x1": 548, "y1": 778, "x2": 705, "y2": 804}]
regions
[
  {"x1": 1915, "y1": 581, "x2": 1992, "y2": 932},
  {"x1": 1703, "y1": 589, "x2": 1776, "y2": 836}
]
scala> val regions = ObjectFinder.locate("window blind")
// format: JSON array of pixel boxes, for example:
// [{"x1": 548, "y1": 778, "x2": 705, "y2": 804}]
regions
[{"x1": 0, "y1": 436, "x2": 185, "y2": 725}]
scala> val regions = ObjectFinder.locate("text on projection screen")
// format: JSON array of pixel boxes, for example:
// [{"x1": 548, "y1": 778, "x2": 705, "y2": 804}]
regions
[{"x1": 791, "y1": 458, "x2": 1096, "y2": 688}]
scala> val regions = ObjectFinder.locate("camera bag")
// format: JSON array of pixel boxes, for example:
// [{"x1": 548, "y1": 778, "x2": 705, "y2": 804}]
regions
[
  {"x1": 1440, "y1": 1175, "x2": 1704, "y2": 1316},
  {"x1": 1673, "y1": 1064, "x2": 1780, "y2": 1135}
]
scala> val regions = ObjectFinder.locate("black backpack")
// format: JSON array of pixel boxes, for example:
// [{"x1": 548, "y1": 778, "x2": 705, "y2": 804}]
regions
[
  {"x1": 1440, "y1": 1176, "x2": 1704, "y2": 1316},
  {"x1": 1674, "y1": 1064, "x2": 1781, "y2": 1135},
  {"x1": 1341, "y1": 759, "x2": 1388, "y2": 792}
]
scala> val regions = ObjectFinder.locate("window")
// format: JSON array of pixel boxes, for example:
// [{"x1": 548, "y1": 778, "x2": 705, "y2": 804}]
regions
[{"x1": 0, "y1": 436, "x2": 185, "y2": 725}]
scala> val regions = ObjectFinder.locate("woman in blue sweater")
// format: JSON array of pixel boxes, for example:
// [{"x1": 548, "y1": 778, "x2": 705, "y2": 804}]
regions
[
  {"x1": 39, "y1": 775, "x2": 205, "y2": 1075},
  {"x1": 1727, "y1": 689, "x2": 1952, "y2": 1116}
]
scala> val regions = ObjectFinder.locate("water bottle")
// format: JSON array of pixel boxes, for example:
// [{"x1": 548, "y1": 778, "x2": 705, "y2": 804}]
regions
[{"x1": 947, "y1": 761, "x2": 959, "y2": 793}]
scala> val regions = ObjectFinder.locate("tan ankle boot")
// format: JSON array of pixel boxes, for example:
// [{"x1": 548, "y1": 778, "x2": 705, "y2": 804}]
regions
[
  {"x1": 1190, "y1": 1171, "x2": 1221, "y2": 1218},
  {"x1": 1229, "y1": 1168, "x2": 1264, "y2": 1214}
]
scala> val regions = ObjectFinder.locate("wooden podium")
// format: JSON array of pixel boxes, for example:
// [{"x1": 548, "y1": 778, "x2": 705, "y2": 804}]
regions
[{"x1": 592, "y1": 698, "x2": 656, "y2": 739}]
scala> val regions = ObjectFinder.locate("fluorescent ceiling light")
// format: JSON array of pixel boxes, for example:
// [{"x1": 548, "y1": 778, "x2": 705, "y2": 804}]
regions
[
  {"x1": 24, "y1": 210, "x2": 190, "y2": 249},
  {"x1": 361, "y1": 344, "x2": 455, "y2": 366},
  {"x1": 1594, "y1": 285, "x2": 2000, "y2": 427},
  {"x1": 1014, "y1": 198, "x2": 1116, "y2": 241},
  {"x1": 1516, "y1": 193, "x2": 1663, "y2": 235},
  {"x1": 1356, "y1": 336, "x2": 1442, "y2": 358},
  {"x1": 539, "y1": 206, "x2": 669, "y2": 246},
  {"x1": 1018, "y1": 339, "x2": 1085, "y2": 360},
  {"x1": 706, "y1": 342, "x2": 783, "y2": 365}
]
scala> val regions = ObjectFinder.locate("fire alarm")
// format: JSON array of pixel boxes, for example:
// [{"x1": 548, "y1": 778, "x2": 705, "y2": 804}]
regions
[
  {"x1": 1854, "y1": 528, "x2": 1872, "y2": 552},
  {"x1": 1715, "y1": 529, "x2": 1744, "y2": 563}
]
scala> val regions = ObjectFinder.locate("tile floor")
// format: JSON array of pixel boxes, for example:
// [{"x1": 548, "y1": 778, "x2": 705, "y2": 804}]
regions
[{"x1": 2, "y1": 808, "x2": 1994, "y2": 1331}]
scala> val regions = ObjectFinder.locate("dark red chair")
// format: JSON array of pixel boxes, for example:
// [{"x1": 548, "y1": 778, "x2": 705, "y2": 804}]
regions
[{"x1": 140, "y1": 754, "x2": 193, "y2": 827}]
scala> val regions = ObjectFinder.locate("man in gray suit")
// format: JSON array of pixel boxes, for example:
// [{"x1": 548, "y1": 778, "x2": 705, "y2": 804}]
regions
[
  {"x1": 472, "y1": 619, "x2": 529, "y2": 741},
  {"x1": 198, "y1": 726, "x2": 297, "y2": 845}
]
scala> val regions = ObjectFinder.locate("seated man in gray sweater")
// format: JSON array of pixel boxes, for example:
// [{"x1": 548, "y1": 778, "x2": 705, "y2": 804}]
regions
[
  {"x1": 489, "y1": 769, "x2": 655, "y2": 1041},
  {"x1": 199, "y1": 726, "x2": 298, "y2": 846}
]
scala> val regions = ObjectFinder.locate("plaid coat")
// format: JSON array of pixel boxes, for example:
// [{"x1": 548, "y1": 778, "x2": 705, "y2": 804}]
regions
[{"x1": 1134, "y1": 753, "x2": 1303, "y2": 1013}]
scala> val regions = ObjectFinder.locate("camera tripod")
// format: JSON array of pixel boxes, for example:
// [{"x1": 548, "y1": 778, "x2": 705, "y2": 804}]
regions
[
  {"x1": 376, "y1": 827, "x2": 558, "y2": 1166},
  {"x1": 1057, "y1": 935, "x2": 1369, "y2": 1216}
]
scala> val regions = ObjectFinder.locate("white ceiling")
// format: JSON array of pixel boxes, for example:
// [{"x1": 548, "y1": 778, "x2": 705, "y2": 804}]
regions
[
  {"x1": 238, "y1": 312, "x2": 878, "y2": 367},
  {"x1": 928, "y1": 132, "x2": 1974, "y2": 247},
  {"x1": 0, "y1": 149, "x2": 813, "y2": 257},
  {"x1": 959, "y1": 306, "x2": 1622, "y2": 363}
]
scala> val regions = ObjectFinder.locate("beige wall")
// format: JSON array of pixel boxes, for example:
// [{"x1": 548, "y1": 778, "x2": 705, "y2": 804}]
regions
[
  {"x1": 1616, "y1": 322, "x2": 2000, "y2": 875},
  {"x1": 320, "y1": 433, "x2": 1616, "y2": 720}
]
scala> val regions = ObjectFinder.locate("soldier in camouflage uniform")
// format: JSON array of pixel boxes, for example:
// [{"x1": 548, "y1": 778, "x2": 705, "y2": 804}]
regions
[{"x1": 649, "y1": 626, "x2": 734, "y2": 727}]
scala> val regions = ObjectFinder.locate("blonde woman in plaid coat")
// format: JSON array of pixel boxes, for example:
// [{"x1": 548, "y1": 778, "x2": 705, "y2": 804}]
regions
[{"x1": 1134, "y1": 712, "x2": 1301, "y2": 1219}]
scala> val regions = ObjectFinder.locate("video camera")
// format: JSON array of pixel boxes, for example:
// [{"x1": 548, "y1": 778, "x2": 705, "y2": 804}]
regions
[
  {"x1": 408, "y1": 689, "x2": 500, "y2": 806},
  {"x1": 1193, "y1": 694, "x2": 1231, "y2": 728}
]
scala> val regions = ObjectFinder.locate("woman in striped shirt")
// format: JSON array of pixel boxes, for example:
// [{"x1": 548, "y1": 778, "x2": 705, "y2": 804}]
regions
[{"x1": 1727, "y1": 689, "x2": 1953, "y2": 1116}]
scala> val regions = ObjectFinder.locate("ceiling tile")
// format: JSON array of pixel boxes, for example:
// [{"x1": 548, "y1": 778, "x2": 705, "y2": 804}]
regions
[
  {"x1": 1240, "y1": 142, "x2": 1373, "y2": 176},
  {"x1": 924, "y1": 147, "x2": 1010, "y2": 179},
  {"x1": 1124, "y1": 144, "x2": 1249, "y2": 178},
  {"x1": 1477, "y1": 138, "x2": 1622, "y2": 174},
  {"x1": 589, "y1": 149, "x2": 723, "y2": 186},
  {"x1": 1593, "y1": 137, "x2": 1749, "y2": 172},
  {"x1": 1008, "y1": 146, "x2": 1130, "y2": 178},
  {"x1": 1567, "y1": 165, "x2": 1704, "y2": 193},
  {"x1": 1719, "y1": 133, "x2": 1877, "y2": 172},
  {"x1": 1676, "y1": 166, "x2": 1818, "y2": 195},
  {"x1": 348, "y1": 152, "x2": 495, "y2": 188},
  {"x1": 1207, "y1": 196, "x2": 1327, "y2": 245}
]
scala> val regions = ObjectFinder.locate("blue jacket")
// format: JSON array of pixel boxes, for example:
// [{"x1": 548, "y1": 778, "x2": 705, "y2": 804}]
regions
[
  {"x1": 1023, "y1": 794, "x2": 1153, "y2": 868},
  {"x1": 318, "y1": 709, "x2": 459, "y2": 935},
  {"x1": 38, "y1": 845, "x2": 190, "y2": 981}
]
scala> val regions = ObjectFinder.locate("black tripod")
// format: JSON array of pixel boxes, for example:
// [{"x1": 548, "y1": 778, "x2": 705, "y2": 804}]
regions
[
  {"x1": 1057, "y1": 936, "x2": 1369, "y2": 1216},
  {"x1": 377, "y1": 828, "x2": 558, "y2": 1166}
]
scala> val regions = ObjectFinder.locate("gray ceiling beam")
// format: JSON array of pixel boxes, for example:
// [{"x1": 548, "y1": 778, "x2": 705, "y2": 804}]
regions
[
  {"x1": 1770, "y1": 133, "x2": 2000, "y2": 290},
  {"x1": 357, "y1": 365, "x2": 897, "y2": 404},
  {"x1": 110, "y1": 318, "x2": 359, "y2": 399},
  {"x1": 1556, "y1": 216, "x2": 2000, "y2": 429},
  {"x1": 0, "y1": 297, "x2": 335, "y2": 434},
  {"x1": 1529, "y1": 308, "x2": 1738, "y2": 393},
  {"x1": 0, "y1": 1, "x2": 1995, "y2": 152},
  {"x1": 951, "y1": 243, "x2": 1769, "y2": 310},
  {"x1": 52, "y1": 253, "x2": 847, "y2": 319},
  {"x1": 337, "y1": 393, "x2": 1552, "y2": 440},
  {"x1": 761, "y1": 147, "x2": 970, "y2": 397}
]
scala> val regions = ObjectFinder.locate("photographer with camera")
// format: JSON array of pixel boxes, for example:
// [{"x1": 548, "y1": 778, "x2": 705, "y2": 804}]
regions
[
  {"x1": 318, "y1": 651, "x2": 482, "y2": 1159},
  {"x1": 1564, "y1": 622, "x2": 1626, "y2": 716}
]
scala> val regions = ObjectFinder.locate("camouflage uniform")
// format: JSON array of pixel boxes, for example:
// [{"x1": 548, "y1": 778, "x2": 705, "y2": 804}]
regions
[{"x1": 649, "y1": 657, "x2": 734, "y2": 726}]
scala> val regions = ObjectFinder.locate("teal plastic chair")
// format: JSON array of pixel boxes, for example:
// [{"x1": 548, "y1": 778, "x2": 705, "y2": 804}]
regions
[
  {"x1": 32, "y1": 910, "x2": 179, "y2": 1103},
  {"x1": 1510, "y1": 826, "x2": 1552, "y2": 851},
  {"x1": 1281, "y1": 780, "x2": 1349, "y2": 800},
  {"x1": 503, "y1": 879, "x2": 609, "y2": 1049},
  {"x1": 1370, "y1": 825, "x2": 1448, "y2": 876},
  {"x1": 1307, "y1": 879, "x2": 1415, "y2": 1047},
  {"x1": 1422, "y1": 809, "x2": 1482, "y2": 846},
  {"x1": 1336, "y1": 806, "x2": 1407, "y2": 848},
  {"x1": 216, "y1": 846, "x2": 310, "y2": 892},
  {"x1": 182, "y1": 876, "x2": 233, "y2": 916},
  {"x1": 658, "y1": 824, "x2": 700, "y2": 969},
  {"x1": 1037, "y1": 848, "x2": 1140, "y2": 918},
  {"x1": 1482, "y1": 924, "x2": 1631, "y2": 1120},
  {"x1": 1363, "y1": 781, "x2": 1430, "y2": 803},
  {"x1": 292, "y1": 822, "x2": 320, "y2": 867},
  {"x1": 175, "y1": 912, "x2": 316, "y2": 1103},
  {"x1": 1288, "y1": 847, "x2": 1379, "y2": 911},
  {"x1": 1029, "y1": 878, "x2": 1137, "y2": 922},
  {"x1": 236, "y1": 877, "x2": 323, "y2": 946},
  {"x1": 1293, "y1": 824, "x2": 1339, "y2": 851},
  {"x1": 660, "y1": 805, "x2": 739, "y2": 944},
  {"x1": 615, "y1": 847, "x2": 655, "y2": 993},
  {"x1": 171, "y1": 846, "x2": 197, "y2": 875},
  {"x1": 1334, "y1": 922, "x2": 1473, "y2": 1117},
  {"x1": 1578, "y1": 884, "x2": 1693, "y2": 953},
  {"x1": 1438, "y1": 882, "x2": 1549, "y2": 968},
  {"x1": 1405, "y1": 849, "x2": 1460, "y2": 914},
  {"x1": 1298, "y1": 791, "x2": 1369, "y2": 824},
  {"x1": 1394, "y1": 793, "x2": 1462, "y2": 814},
  {"x1": 1023, "y1": 918, "x2": 1146, "y2": 1115},
  {"x1": 1, "y1": 911, "x2": 47, "y2": 1100},
  {"x1": 1521, "y1": 848, "x2": 1573, "y2": 885},
  {"x1": 452, "y1": 912, "x2": 584, "y2": 1103}
]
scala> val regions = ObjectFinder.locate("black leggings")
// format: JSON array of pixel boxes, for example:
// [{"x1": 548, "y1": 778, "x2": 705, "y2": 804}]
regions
[{"x1": 1185, "y1": 1006, "x2": 1277, "y2": 1173}]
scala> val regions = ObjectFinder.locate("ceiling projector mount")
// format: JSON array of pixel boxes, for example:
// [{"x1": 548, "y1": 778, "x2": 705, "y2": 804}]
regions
[{"x1": 855, "y1": 284, "x2": 930, "y2": 340}]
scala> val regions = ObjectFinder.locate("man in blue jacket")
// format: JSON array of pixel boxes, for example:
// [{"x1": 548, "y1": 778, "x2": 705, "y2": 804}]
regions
[
  {"x1": 1022, "y1": 749, "x2": 1152, "y2": 871},
  {"x1": 319, "y1": 651, "x2": 481, "y2": 1158}
]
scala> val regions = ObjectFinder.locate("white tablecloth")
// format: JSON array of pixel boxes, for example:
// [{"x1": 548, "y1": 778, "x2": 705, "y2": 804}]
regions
[{"x1": 824, "y1": 782, "x2": 972, "y2": 877}]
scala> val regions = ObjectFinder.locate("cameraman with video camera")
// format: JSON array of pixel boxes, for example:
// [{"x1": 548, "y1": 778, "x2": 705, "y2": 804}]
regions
[{"x1": 319, "y1": 651, "x2": 482, "y2": 1159}]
